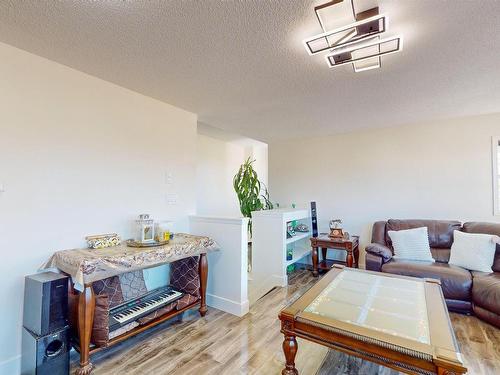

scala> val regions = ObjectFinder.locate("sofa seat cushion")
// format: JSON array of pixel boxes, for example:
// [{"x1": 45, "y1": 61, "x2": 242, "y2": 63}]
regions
[
  {"x1": 381, "y1": 260, "x2": 472, "y2": 301},
  {"x1": 471, "y1": 271, "x2": 500, "y2": 315},
  {"x1": 473, "y1": 305, "x2": 500, "y2": 328}
]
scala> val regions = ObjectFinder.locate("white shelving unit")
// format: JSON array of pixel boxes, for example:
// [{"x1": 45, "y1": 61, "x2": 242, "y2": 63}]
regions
[
  {"x1": 285, "y1": 231, "x2": 310, "y2": 244},
  {"x1": 249, "y1": 208, "x2": 311, "y2": 304}
]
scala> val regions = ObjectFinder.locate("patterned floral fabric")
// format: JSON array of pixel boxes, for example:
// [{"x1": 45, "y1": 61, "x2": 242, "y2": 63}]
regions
[
  {"x1": 73, "y1": 237, "x2": 214, "y2": 346},
  {"x1": 91, "y1": 294, "x2": 109, "y2": 347},
  {"x1": 119, "y1": 270, "x2": 148, "y2": 301},
  {"x1": 91, "y1": 267, "x2": 202, "y2": 344},
  {"x1": 92, "y1": 276, "x2": 124, "y2": 308},
  {"x1": 137, "y1": 301, "x2": 177, "y2": 325},
  {"x1": 171, "y1": 256, "x2": 201, "y2": 297},
  {"x1": 176, "y1": 293, "x2": 199, "y2": 310},
  {"x1": 40, "y1": 233, "x2": 219, "y2": 287}
]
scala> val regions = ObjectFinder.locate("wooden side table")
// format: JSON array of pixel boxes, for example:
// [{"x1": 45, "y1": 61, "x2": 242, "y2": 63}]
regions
[{"x1": 310, "y1": 235, "x2": 359, "y2": 276}]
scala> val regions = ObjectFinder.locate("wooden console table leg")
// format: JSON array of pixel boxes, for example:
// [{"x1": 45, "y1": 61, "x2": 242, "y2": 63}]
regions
[
  {"x1": 354, "y1": 245, "x2": 360, "y2": 268},
  {"x1": 199, "y1": 253, "x2": 208, "y2": 317},
  {"x1": 282, "y1": 334, "x2": 299, "y2": 375},
  {"x1": 76, "y1": 284, "x2": 95, "y2": 375},
  {"x1": 311, "y1": 247, "x2": 319, "y2": 277}
]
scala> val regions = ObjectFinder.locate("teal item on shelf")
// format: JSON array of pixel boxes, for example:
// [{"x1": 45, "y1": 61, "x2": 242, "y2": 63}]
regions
[
  {"x1": 286, "y1": 247, "x2": 293, "y2": 261},
  {"x1": 287, "y1": 264, "x2": 295, "y2": 273}
]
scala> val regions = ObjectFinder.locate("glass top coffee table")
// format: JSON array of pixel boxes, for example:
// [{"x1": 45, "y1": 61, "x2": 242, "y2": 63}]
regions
[{"x1": 278, "y1": 265, "x2": 466, "y2": 375}]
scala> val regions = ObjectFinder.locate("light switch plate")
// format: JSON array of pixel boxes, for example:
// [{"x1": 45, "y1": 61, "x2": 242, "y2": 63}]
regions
[
  {"x1": 166, "y1": 193, "x2": 178, "y2": 205},
  {"x1": 165, "y1": 172, "x2": 173, "y2": 185}
]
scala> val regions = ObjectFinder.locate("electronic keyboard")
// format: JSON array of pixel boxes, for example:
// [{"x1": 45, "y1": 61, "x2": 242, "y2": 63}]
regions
[{"x1": 109, "y1": 286, "x2": 183, "y2": 331}]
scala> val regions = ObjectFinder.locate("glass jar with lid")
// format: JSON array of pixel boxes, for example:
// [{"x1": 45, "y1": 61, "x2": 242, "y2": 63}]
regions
[{"x1": 155, "y1": 220, "x2": 173, "y2": 242}]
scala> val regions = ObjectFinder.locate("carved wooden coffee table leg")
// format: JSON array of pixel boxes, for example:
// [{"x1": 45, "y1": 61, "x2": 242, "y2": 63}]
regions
[
  {"x1": 198, "y1": 253, "x2": 208, "y2": 317},
  {"x1": 312, "y1": 247, "x2": 319, "y2": 277},
  {"x1": 76, "y1": 284, "x2": 95, "y2": 375},
  {"x1": 282, "y1": 334, "x2": 299, "y2": 375},
  {"x1": 354, "y1": 244, "x2": 360, "y2": 268}
]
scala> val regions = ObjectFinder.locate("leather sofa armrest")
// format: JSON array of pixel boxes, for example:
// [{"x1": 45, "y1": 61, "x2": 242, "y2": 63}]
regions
[
  {"x1": 365, "y1": 243, "x2": 393, "y2": 263},
  {"x1": 365, "y1": 253, "x2": 384, "y2": 272}
]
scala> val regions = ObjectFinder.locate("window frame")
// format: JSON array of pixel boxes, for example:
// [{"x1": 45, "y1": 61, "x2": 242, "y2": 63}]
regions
[{"x1": 493, "y1": 136, "x2": 500, "y2": 216}]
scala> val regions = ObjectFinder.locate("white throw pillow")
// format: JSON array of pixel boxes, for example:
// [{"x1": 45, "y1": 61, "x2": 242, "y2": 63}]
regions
[
  {"x1": 449, "y1": 230, "x2": 496, "y2": 273},
  {"x1": 388, "y1": 227, "x2": 434, "y2": 262}
]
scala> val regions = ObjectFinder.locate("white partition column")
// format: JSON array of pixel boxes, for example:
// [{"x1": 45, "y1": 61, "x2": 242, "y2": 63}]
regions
[{"x1": 189, "y1": 215, "x2": 249, "y2": 317}]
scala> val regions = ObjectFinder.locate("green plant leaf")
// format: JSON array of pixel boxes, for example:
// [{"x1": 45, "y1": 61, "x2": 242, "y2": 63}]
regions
[{"x1": 233, "y1": 156, "x2": 272, "y2": 236}]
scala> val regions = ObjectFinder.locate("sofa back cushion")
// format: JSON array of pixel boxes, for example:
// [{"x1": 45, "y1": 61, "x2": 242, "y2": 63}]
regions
[
  {"x1": 430, "y1": 248, "x2": 451, "y2": 263},
  {"x1": 388, "y1": 227, "x2": 434, "y2": 262},
  {"x1": 462, "y1": 222, "x2": 500, "y2": 272},
  {"x1": 385, "y1": 219, "x2": 461, "y2": 249},
  {"x1": 449, "y1": 230, "x2": 497, "y2": 272}
]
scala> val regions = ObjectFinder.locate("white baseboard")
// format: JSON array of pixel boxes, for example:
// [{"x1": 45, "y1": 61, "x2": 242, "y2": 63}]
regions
[
  {"x1": 0, "y1": 354, "x2": 21, "y2": 375},
  {"x1": 248, "y1": 274, "x2": 287, "y2": 305},
  {"x1": 206, "y1": 293, "x2": 249, "y2": 317}
]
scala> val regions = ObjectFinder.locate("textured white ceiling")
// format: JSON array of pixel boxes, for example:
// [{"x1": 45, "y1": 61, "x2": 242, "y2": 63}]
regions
[{"x1": 1, "y1": 0, "x2": 499, "y2": 142}]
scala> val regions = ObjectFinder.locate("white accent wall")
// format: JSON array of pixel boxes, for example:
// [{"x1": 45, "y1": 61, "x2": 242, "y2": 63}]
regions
[
  {"x1": 269, "y1": 113, "x2": 500, "y2": 266},
  {"x1": 196, "y1": 123, "x2": 268, "y2": 217},
  {"x1": 196, "y1": 134, "x2": 245, "y2": 217},
  {"x1": 0, "y1": 42, "x2": 197, "y2": 374}
]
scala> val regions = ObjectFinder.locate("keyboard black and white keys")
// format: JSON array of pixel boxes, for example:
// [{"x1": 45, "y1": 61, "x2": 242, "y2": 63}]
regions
[{"x1": 109, "y1": 286, "x2": 183, "y2": 331}]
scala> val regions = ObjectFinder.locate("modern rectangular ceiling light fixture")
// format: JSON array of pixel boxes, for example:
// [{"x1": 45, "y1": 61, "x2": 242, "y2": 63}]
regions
[
  {"x1": 314, "y1": 2, "x2": 379, "y2": 36},
  {"x1": 314, "y1": 0, "x2": 355, "y2": 33},
  {"x1": 353, "y1": 56, "x2": 381, "y2": 72},
  {"x1": 352, "y1": 35, "x2": 381, "y2": 72},
  {"x1": 303, "y1": 13, "x2": 387, "y2": 55},
  {"x1": 325, "y1": 36, "x2": 402, "y2": 68},
  {"x1": 303, "y1": 1, "x2": 403, "y2": 73}
]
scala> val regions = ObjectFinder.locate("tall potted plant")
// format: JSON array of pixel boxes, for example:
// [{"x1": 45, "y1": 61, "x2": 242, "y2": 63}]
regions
[{"x1": 233, "y1": 157, "x2": 273, "y2": 235}]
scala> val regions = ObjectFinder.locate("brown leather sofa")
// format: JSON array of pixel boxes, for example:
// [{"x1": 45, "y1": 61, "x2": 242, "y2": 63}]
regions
[{"x1": 365, "y1": 219, "x2": 500, "y2": 328}]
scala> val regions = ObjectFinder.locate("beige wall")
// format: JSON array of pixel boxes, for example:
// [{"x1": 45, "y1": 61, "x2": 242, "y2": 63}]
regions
[
  {"x1": 269, "y1": 113, "x2": 500, "y2": 264},
  {"x1": 196, "y1": 134, "x2": 245, "y2": 217},
  {"x1": 0, "y1": 42, "x2": 197, "y2": 372},
  {"x1": 196, "y1": 126, "x2": 268, "y2": 218}
]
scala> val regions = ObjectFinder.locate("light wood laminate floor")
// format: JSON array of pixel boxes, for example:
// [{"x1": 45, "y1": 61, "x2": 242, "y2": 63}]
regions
[{"x1": 72, "y1": 267, "x2": 500, "y2": 374}]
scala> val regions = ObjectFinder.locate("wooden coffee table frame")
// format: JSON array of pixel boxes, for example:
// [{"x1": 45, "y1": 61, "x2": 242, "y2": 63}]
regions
[{"x1": 279, "y1": 265, "x2": 467, "y2": 375}]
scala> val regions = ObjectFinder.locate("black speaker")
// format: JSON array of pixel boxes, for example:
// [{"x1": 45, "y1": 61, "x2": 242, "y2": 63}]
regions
[
  {"x1": 21, "y1": 326, "x2": 69, "y2": 375},
  {"x1": 23, "y1": 272, "x2": 68, "y2": 336},
  {"x1": 311, "y1": 201, "x2": 318, "y2": 237}
]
